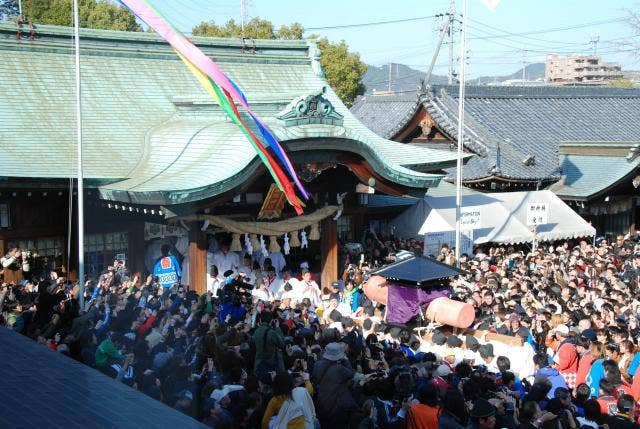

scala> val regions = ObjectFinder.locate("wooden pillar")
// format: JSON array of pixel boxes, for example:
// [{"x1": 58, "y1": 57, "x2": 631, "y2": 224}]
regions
[
  {"x1": 630, "y1": 197, "x2": 637, "y2": 235},
  {"x1": 320, "y1": 218, "x2": 338, "y2": 294},
  {"x1": 188, "y1": 221, "x2": 207, "y2": 295},
  {"x1": 128, "y1": 222, "x2": 145, "y2": 275}
]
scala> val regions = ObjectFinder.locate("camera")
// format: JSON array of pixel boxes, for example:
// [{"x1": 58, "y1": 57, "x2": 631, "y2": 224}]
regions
[{"x1": 220, "y1": 276, "x2": 252, "y2": 304}]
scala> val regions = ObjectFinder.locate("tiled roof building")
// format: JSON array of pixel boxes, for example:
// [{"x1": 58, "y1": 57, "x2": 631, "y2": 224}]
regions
[
  {"x1": 352, "y1": 85, "x2": 640, "y2": 237},
  {"x1": 0, "y1": 22, "x2": 462, "y2": 205},
  {"x1": 1, "y1": 22, "x2": 469, "y2": 289}
]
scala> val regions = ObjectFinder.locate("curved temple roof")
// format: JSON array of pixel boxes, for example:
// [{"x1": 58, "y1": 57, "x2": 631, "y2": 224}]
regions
[
  {"x1": 0, "y1": 23, "x2": 462, "y2": 205},
  {"x1": 352, "y1": 85, "x2": 640, "y2": 185}
]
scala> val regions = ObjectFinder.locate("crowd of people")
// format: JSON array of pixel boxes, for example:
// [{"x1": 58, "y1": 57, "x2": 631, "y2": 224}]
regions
[{"x1": 2, "y1": 231, "x2": 640, "y2": 428}]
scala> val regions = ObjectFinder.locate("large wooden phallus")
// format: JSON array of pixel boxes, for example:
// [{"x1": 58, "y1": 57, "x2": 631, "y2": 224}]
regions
[{"x1": 362, "y1": 275, "x2": 475, "y2": 329}]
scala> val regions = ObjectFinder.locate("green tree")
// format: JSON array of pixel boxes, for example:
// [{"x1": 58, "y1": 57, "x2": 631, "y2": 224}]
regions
[
  {"x1": 192, "y1": 17, "x2": 274, "y2": 39},
  {"x1": 278, "y1": 22, "x2": 304, "y2": 40},
  {"x1": 192, "y1": 19, "x2": 366, "y2": 106},
  {"x1": 316, "y1": 37, "x2": 366, "y2": 106},
  {"x1": 610, "y1": 78, "x2": 635, "y2": 88},
  {"x1": 22, "y1": 0, "x2": 141, "y2": 31}
]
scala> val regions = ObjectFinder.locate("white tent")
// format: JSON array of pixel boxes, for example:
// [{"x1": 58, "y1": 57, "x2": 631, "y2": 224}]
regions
[{"x1": 390, "y1": 190, "x2": 595, "y2": 245}]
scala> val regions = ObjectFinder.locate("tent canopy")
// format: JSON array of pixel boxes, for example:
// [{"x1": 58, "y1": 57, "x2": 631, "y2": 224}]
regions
[
  {"x1": 369, "y1": 256, "x2": 465, "y2": 287},
  {"x1": 390, "y1": 190, "x2": 595, "y2": 245}
]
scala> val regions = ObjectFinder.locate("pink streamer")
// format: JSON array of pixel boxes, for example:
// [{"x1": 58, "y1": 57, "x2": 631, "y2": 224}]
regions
[{"x1": 120, "y1": 0, "x2": 308, "y2": 200}]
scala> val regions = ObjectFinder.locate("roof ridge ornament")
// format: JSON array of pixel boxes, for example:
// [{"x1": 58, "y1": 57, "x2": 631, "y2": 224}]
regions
[
  {"x1": 276, "y1": 87, "x2": 344, "y2": 127},
  {"x1": 627, "y1": 144, "x2": 640, "y2": 162},
  {"x1": 307, "y1": 40, "x2": 325, "y2": 78}
]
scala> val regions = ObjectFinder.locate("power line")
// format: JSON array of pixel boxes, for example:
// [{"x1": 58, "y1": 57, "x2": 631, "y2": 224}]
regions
[
  {"x1": 462, "y1": 16, "x2": 626, "y2": 41},
  {"x1": 466, "y1": 16, "x2": 593, "y2": 46},
  {"x1": 305, "y1": 14, "x2": 442, "y2": 31},
  {"x1": 463, "y1": 22, "x2": 590, "y2": 52}
]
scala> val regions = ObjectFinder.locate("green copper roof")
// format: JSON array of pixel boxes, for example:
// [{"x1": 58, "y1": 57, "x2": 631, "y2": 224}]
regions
[
  {"x1": 0, "y1": 22, "x2": 462, "y2": 205},
  {"x1": 549, "y1": 154, "x2": 638, "y2": 200}
]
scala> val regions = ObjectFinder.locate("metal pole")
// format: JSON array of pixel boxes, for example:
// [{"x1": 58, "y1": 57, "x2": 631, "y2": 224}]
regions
[
  {"x1": 240, "y1": 0, "x2": 245, "y2": 36},
  {"x1": 448, "y1": 0, "x2": 455, "y2": 84},
  {"x1": 454, "y1": 0, "x2": 468, "y2": 265},
  {"x1": 73, "y1": 0, "x2": 85, "y2": 310},
  {"x1": 18, "y1": 0, "x2": 22, "y2": 16}
]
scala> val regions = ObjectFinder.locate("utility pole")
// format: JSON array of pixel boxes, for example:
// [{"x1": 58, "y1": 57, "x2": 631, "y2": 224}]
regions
[
  {"x1": 522, "y1": 48, "x2": 526, "y2": 82},
  {"x1": 425, "y1": 16, "x2": 452, "y2": 84},
  {"x1": 590, "y1": 34, "x2": 599, "y2": 55},
  {"x1": 18, "y1": 0, "x2": 22, "y2": 16},
  {"x1": 388, "y1": 62, "x2": 392, "y2": 92},
  {"x1": 73, "y1": 0, "x2": 85, "y2": 310},
  {"x1": 454, "y1": 0, "x2": 468, "y2": 265},
  {"x1": 240, "y1": 0, "x2": 246, "y2": 36},
  {"x1": 448, "y1": 0, "x2": 455, "y2": 84}
]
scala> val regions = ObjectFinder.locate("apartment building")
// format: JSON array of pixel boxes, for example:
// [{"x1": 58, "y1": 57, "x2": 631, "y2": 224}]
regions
[{"x1": 545, "y1": 54, "x2": 622, "y2": 84}]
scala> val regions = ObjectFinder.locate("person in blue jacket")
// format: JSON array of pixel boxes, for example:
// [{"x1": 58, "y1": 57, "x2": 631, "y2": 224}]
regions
[
  {"x1": 627, "y1": 351, "x2": 640, "y2": 379},
  {"x1": 533, "y1": 353, "x2": 567, "y2": 398},
  {"x1": 586, "y1": 359, "x2": 619, "y2": 398},
  {"x1": 340, "y1": 279, "x2": 361, "y2": 314},
  {"x1": 153, "y1": 244, "x2": 182, "y2": 289}
]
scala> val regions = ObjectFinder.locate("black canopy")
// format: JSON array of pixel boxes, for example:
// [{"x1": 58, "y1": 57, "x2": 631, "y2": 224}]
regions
[{"x1": 369, "y1": 256, "x2": 465, "y2": 287}]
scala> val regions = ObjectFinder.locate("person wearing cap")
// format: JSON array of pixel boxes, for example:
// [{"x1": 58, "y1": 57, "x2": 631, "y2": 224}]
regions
[
  {"x1": 251, "y1": 278, "x2": 274, "y2": 303},
  {"x1": 431, "y1": 364, "x2": 453, "y2": 395},
  {"x1": 479, "y1": 344, "x2": 498, "y2": 374},
  {"x1": 264, "y1": 265, "x2": 284, "y2": 300},
  {"x1": 238, "y1": 253, "x2": 256, "y2": 284},
  {"x1": 545, "y1": 387, "x2": 579, "y2": 429},
  {"x1": 552, "y1": 324, "x2": 578, "y2": 390},
  {"x1": 312, "y1": 342, "x2": 358, "y2": 428},
  {"x1": 206, "y1": 264, "x2": 221, "y2": 297},
  {"x1": 462, "y1": 349, "x2": 478, "y2": 366},
  {"x1": 603, "y1": 394, "x2": 640, "y2": 429},
  {"x1": 298, "y1": 269, "x2": 321, "y2": 308},
  {"x1": 280, "y1": 265, "x2": 296, "y2": 293},
  {"x1": 206, "y1": 385, "x2": 239, "y2": 428},
  {"x1": 428, "y1": 330, "x2": 447, "y2": 358},
  {"x1": 210, "y1": 239, "x2": 240, "y2": 282},
  {"x1": 468, "y1": 398, "x2": 496, "y2": 429},
  {"x1": 173, "y1": 389, "x2": 194, "y2": 417}
]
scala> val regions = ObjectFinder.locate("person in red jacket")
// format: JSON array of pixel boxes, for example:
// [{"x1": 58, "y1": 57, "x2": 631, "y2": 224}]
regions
[
  {"x1": 137, "y1": 309, "x2": 157, "y2": 338},
  {"x1": 554, "y1": 325, "x2": 579, "y2": 389},
  {"x1": 576, "y1": 336, "x2": 595, "y2": 387}
]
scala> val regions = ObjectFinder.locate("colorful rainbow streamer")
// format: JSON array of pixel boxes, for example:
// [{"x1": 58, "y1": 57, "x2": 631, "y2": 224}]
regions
[{"x1": 118, "y1": 0, "x2": 308, "y2": 214}]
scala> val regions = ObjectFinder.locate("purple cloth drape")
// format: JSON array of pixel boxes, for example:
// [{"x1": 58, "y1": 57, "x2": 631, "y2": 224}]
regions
[{"x1": 386, "y1": 283, "x2": 450, "y2": 325}]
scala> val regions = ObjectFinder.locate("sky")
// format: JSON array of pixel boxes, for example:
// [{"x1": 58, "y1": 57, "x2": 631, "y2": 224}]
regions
[{"x1": 148, "y1": 0, "x2": 640, "y2": 79}]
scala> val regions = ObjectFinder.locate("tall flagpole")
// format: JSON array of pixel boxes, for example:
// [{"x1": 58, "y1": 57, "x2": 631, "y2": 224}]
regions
[
  {"x1": 73, "y1": 0, "x2": 85, "y2": 310},
  {"x1": 454, "y1": 0, "x2": 468, "y2": 265}
]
